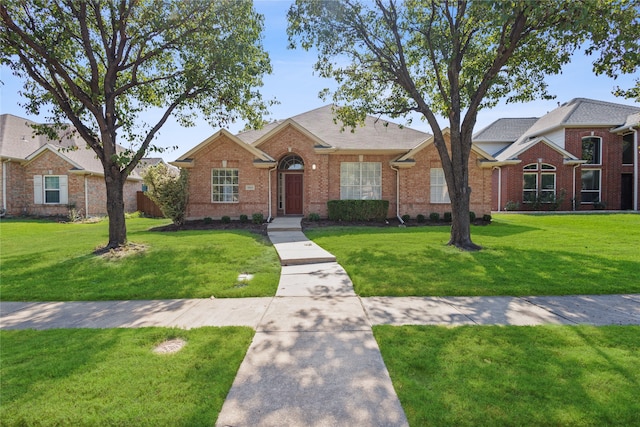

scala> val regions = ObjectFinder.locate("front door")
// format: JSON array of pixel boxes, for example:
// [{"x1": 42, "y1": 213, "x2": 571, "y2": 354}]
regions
[{"x1": 285, "y1": 174, "x2": 303, "y2": 215}]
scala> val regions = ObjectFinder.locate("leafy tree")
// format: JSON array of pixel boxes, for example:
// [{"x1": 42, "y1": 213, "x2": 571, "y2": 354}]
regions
[
  {"x1": 586, "y1": 1, "x2": 640, "y2": 101},
  {"x1": 142, "y1": 163, "x2": 189, "y2": 226},
  {"x1": 288, "y1": 0, "x2": 620, "y2": 250},
  {"x1": 1, "y1": 0, "x2": 271, "y2": 249}
]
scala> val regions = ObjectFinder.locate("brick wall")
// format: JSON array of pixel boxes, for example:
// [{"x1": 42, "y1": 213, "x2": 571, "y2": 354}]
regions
[
  {"x1": 4, "y1": 150, "x2": 141, "y2": 217},
  {"x1": 183, "y1": 126, "x2": 493, "y2": 220},
  {"x1": 496, "y1": 129, "x2": 633, "y2": 211}
]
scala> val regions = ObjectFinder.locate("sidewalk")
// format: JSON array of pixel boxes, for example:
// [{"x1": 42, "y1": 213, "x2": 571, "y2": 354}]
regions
[{"x1": 1, "y1": 217, "x2": 640, "y2": 426}]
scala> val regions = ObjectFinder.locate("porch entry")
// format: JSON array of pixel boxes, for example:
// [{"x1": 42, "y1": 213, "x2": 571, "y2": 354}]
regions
[{"x1": 278, "y1": 154, "x2": 304, "y2": 215}]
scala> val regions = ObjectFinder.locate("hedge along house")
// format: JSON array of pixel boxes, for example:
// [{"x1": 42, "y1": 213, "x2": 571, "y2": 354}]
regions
[
  {"x1": 171, "y1": 105, "x2": 494, "y2": 221},
  {"x1": 0, "y1": 114, "x2": 142, "y2": 217},
  {"x1": 474, "y1": 98, "x2": 640, "y2": 211}
]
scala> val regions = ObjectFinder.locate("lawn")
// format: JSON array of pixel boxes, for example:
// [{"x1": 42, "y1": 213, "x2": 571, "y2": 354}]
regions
[
  {"x1": 305, "y1": 213, "x2": 640, "y2": 296},
  {"x1": 0, "y1": 327, "x2": 253, "y2": 426},
  {"x1": 0, "y1": 217, "x2": 280, "y2": 301},
  {"x1": 374, "y1": 325, "x2": 640, "y2": 426}
]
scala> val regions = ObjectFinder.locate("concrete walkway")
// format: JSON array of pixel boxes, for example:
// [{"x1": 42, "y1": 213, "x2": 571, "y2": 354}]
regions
[{"x1": 2, "y1": 217, "x2": 640, "y2": 426}]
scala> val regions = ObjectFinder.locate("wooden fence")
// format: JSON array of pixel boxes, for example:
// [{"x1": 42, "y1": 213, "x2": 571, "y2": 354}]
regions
[{"x1": 136, "y1": 191, "x2": 164, "y2": 218}]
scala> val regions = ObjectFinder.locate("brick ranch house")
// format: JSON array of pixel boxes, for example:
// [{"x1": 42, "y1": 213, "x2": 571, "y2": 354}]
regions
[
  {"x1": 171, "y1": 105, "x2": 494, "y2": 221},
  {"x1": 473, "y1": 98, "x2": 640, "y2": 211},
  {"x1": 0, "y1": 114, "x2": 142, "y2": 217}
]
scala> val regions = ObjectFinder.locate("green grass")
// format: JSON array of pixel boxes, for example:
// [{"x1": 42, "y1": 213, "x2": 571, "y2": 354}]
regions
[
  {"x1": 374, "y1": 325, "x2": 640, "y2": 427},
  {"x1": 0, "y1": 218, "x2": 280, "y2": 301},
  {"x1": 305, "y1": 214, "x2": 640, "y2": 296},
  {"x1": 0, "y1": 327, "x2": 253, "y2": 426}
]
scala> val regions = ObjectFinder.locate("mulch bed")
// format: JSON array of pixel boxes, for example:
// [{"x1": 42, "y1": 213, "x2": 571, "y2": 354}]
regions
[{"x1": 149, "y1": 217, "x2": 490, "y2": 234}]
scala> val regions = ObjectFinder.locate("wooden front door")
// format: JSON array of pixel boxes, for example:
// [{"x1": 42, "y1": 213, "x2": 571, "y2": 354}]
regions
[{"x1": 285, "y1": 174, "x2": 303, "y2": 215}]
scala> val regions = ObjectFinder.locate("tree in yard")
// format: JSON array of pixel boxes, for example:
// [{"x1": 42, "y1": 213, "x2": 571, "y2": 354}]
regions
[
  {"x1": 1, "y1": 0, "x2": 271, "y2": 249},
  {"x1": 142, "y1": 163, "x2": 188, "y2": 226},
  {"x1": 288, "y1": 0, "x2": 629, "y2": 250},
  {"x1": 586, "y1": 2, "x2": 640, "y2": 102}
]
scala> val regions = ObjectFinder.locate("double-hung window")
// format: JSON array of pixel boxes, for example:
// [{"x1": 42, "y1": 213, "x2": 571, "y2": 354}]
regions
[
  {"x1": 430, "y1": 168, "x2": 450, "y2": 203},
  {"x1": 340, "y1": 162, "x2": 381, "y2": 199},
  {"x1": 581, "y1": 169, "x2": 601, "y2": 203},
  {"x1": 33, "y1": 175, "x2": 68, "y2": 204},
  {"x1": 212, "y1": 168, "x2": 239, "y2": 203}
]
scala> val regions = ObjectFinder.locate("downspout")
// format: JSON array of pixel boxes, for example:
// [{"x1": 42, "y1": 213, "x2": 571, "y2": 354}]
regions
[
  {"x1": 572, "y1": 163, "x2": 580, "y2": 211},
  {"x1": 494, "y1": 166, "x2": 502, "y2": 212},
  {"x1": 84, "y1": 174, "x2": 89, "y2": 217},
  {"x1": 634, "y1": 128, "x2": 638, "y2": 211},
  {"x1": 266, "y1": 164, "x2": 278, "y2": 222},
  {"x1": 390, "y1": 164, "x2": 404, "y2": 224},
  {"x1": 2, "y1": 159, "x2": 8, "y2": 213}
]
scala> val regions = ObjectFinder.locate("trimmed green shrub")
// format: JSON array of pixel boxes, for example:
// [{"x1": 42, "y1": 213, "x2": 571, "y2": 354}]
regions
[
  {"x1": 443, "y1": 212, "x2": 452, "y2": 222},
  {"x1": 401, "y1": 214, "x2": 410, "y2": 222},
  {"x1": 203, "y1": 217, "x2": 213, "y2": 224},
  {"x1": 252, "y1": 213, "x2": 264, "y2": 224},
  {"x1": 416, "y1": 214, "x2": 426, "y2": 223},
  {"x1": 482, "y1": 214, "x2": 492, "y2": 222},
  {"x1": 327, "y1": 200, "x2": 389, "y2": 221},
  {"x1": 239, "y1": 214, "x2": 248, "y2": 223},
  {"x1": 308, "y1": 213, "x2": 320, "y2": 221},
  {"x1": 221, "y1": 215, "x2": 231, "y2": 224},
  {"x1": 469, "y1": 211, "x2": 476, "y2": 222},
  {"x1": 429, "y1": 212, "x2": 440, "y2": 222}
]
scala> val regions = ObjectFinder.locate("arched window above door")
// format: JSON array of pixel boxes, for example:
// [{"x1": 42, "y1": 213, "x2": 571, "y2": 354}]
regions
[{"x1": 279, "y1": 155, "x2": 304, "y2": 170}]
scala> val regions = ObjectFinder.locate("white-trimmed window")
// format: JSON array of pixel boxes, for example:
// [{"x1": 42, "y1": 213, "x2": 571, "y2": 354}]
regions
[
  {"x1": 582, "y1": 136, "x2": 601, "y2": 165},
  {"x1": 522, "y1": 163, "x2": 556, "y2": 203},
  {"x1": 212, "y1": 168, "x2": 239, "y2": 203},
  {"x1": 340, "y1": 162, "x2": 381, "y2": 199},
  {"x1": 581, "y1": 169, "x2": 601, "y2": 203},
  {"x1": 33, "y1": 175, "x2": 68, "y2": 204},
  {"x1": 430, "y1": 168, "x2": 450, "y2": 203}
]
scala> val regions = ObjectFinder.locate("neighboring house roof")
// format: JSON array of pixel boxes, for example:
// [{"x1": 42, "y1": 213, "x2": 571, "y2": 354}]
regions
[
  {"x1": 612, "y1": 112, "x2": 640, "y2": 132},
  {"x1": 237, "y1": 105, "x2": 431, "y2": 151},
  {"x1": 473, "y1": 117, "x2": 539, "y2": 143},
  {"x1": 494, "y1": 98, "x2": 640, "y2": 162},
  {"x1": 514, "y1": 98, "x2": 640, "y2": 144},
  {"x1": 0, "y1": 113, "x2": 141, "y2": 180}
]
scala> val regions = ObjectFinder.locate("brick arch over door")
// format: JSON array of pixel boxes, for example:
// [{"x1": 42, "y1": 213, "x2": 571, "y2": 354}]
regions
[{"x1": 278, "y1": 154, "x2": 304, "y2": 215}]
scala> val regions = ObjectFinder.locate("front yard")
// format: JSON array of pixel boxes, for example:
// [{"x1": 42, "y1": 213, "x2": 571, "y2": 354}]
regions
[
  {"x1": 0, "y1": 217, "x2": 280, "y2": 301},
  {"x1": 0, "y1": 327, "x2": 253, "y2": 426},
  {"x1": 305, "y1": 213, "x2": 640, "y2": 296}
]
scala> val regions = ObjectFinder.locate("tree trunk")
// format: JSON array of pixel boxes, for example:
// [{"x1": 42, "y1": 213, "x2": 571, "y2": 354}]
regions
[
  {"x1": 448, "y1": 185, "x2": 481, "y2": 251},
  {"x1": 104, "y1": 171, "x2": 127, "y2": 249}
]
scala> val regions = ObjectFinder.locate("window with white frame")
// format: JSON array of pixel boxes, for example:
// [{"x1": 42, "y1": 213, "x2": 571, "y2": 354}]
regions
[
  {"x1": 581, "y1": 169, "x2": 601, "y2": 203},
  {"x1": 430, "y1": 168, "x2": 450, "y2": 203},
  {"x1": 522, "y1": 163, "x2": 556, "y2": 203},
  {"x1": 340, "y1": 162, "x2": 381, "y2": 199},
  {"x1": 582, "y1": 136, "x2": 601, "y2": 165},
  {"x1": 622, "y1": 133, "x2": 634, "y2": 165},
  {"x1": 212, "y1": 168, "x2": 239, "y2": 203},
  {"x1": 33, "y1": 175, "x2": 68, "y2": 204}
]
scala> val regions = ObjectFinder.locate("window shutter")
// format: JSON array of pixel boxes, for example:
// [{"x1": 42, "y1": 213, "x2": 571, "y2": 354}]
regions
[
  {"x1": 34, "y1": 175, "x2": 43, "y2": 204},
  {"x1": 59, "y1": 175, "x2": 68, "y2": 204}
]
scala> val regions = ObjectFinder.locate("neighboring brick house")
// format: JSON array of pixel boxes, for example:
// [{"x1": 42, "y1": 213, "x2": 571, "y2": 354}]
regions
[
  {"x1": 172, "y1": 105, "x2": 494, "y2": 221},
  {"x1": 0, "y1": 114, "x2": 143, "y2": 217},
  {"x1": 474, "y1": 98, "x2": 640, "y2": 211}
]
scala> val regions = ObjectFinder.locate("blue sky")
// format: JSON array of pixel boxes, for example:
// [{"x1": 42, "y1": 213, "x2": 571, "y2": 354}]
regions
[{"x1": 1, "y1": 0, "x2": 638, "y2": 161}]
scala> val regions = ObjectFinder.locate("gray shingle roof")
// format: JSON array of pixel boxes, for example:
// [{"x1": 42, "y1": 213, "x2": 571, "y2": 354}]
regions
[
  {"x1": 473, "y1": 117, "x2": 539, "y2": 142},
  {"x1": 515, "y1": 98, "x2": 640, "y2": 144},
  {"x1": 237, "y1": 105, "x2": 431, "y2": 151},
  {"x1": 0, "y1": 114, "x2": 140, "y2": 178}
]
